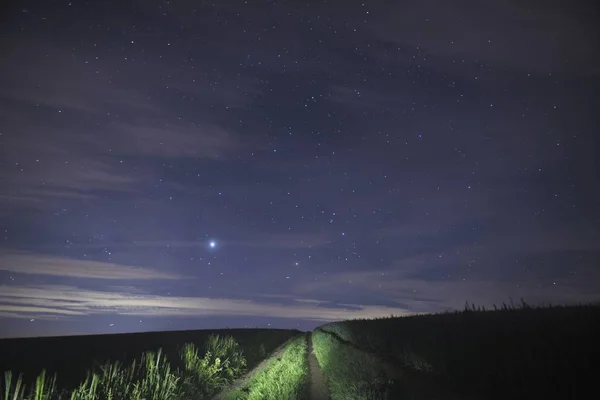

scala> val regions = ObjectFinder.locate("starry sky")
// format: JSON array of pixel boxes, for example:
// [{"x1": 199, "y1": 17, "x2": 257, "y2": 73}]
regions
[{"x1": 1, "y1": 0, "x2": 599, "y2": 338}]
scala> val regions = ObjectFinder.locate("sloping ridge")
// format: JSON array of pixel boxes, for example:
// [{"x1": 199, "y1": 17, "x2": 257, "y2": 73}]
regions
[{"x1": 316, "y1": 328, "x2": 479, "y2": 400}]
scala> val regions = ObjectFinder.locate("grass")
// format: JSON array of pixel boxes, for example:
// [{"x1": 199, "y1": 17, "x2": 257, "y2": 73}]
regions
[
  {"x1": 318, "y1": 302, "x2": 600, "y2": 399},
  {"x1": 69, "y1": 349, "x2": 181, "y2": 400},
  {"x1": 224, "y1": 334, "x2": 308, "y2": 400},
  {"x1": 218, "y1": 330, "x2": 297, "y2": 371},
  {"x1": 1, "y1": 328, "x2": 299, "y2": 390},
  {"x1": 311, "y1": 329, "x2": 400, "y2": 400},
  {"x1": 4, "y1": 305, "x2": 597, "y2": 399},
  {"x1": 2, "y1": 370, "x2": 57, "y2": 400},
  {"x1": 178, "y1": 335, "x2": 246, "y2": 398},
  {"x1": 1, "y1": 334, "x2": 252, "y2": 400}
]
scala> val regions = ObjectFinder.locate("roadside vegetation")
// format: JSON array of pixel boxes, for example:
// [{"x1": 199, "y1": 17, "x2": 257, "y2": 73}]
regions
[
  {"x1": 1, "y1": 334, "x2": 260, "y2": 400},
  {"x1": 311, "y1": 329, "x2": 400, "y2": 400},
  {"x1": 1, "y1": 329, "x2": 299, "y2": 391},
  {"x1": 318, "y1": 302, "x2": 600, "y2": 399},
  {"x1": 4, "y1": 304, "x2": 597, "y2": 399},
  {"x1": 223, "y1": 334, "x2": 308, "y2": 400}
]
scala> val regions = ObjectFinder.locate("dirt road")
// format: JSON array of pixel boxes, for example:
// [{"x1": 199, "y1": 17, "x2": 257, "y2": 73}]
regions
[{"x1": 307, "y1": 333, "x2": 329, "y2": 400}]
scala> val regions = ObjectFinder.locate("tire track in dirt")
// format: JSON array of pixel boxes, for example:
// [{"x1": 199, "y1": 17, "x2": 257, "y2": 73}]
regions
[
  {"x1": 212, "y1": 337, "x2": 293, "y2": 400},
  {"x1": 307, "y1": 333, "x2": 330, "y2": 400}
]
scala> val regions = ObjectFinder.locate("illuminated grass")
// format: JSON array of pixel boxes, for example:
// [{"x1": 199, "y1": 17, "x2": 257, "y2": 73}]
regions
[
  {"x1": 69, "y1": 349, "x2": 181, "y2": 400},
  {"x1": 1, "y1": 334, "x2": 251, "y2": 400},
  {"x1": 311, "y1": 329, "x2": 399, "y2": 400},
  {"x1": 224, "y1": 335, "x2": 308, "y2": 400},
  {"x1": 2, "y1": 370, "x2": 58, "y2": 400}
]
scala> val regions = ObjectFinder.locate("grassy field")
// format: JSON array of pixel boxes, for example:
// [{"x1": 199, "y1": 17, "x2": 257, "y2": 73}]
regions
[
  {"x1": 318, "y1": 303, "x2": 600, "y2": 399},
  {"x1": 2, "y1": 304, "x2": 598, "y2": 399},
  {"x1": 0, "y1": 328, "x2": 298, "y2": 390},
  {"x1": 311, "y1": 328, "x2": 400, "y2": 400},
  {"x1": 0, "y1": 329, "x2": 298, "y2": 400},
  {"x1": 223, "y1": 334, "x2": 308, "y2": 400}
]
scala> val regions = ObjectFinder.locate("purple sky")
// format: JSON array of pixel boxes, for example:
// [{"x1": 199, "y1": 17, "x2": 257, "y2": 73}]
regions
[{"x1": 1, "y1": 0, "x2": 599, "y2": 338}]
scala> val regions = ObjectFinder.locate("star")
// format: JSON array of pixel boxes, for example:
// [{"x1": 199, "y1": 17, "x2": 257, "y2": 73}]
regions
[{"x1": 0, "y1": 0, "x2": 597, "y2": 343}]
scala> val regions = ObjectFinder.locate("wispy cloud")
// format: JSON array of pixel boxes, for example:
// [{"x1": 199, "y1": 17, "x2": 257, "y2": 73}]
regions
[
  {"x1": 0, "y1": 39, "x2": 156, "y2": 115},
  {"x1": 107, "y1": 120, "x2": 242, "y2": 160},
  {"x1": 0, "y1": 253, "x2": 183, "y2": 280},
  {"x1": 292, "y1": 265, "x2": 600, "y2": 313},
  {"x1": 0, "y1": 38, "x2": 252, "y2": 207},
  {"x1": 0, "y1": 285, "x2": 413, "y2": 323}
]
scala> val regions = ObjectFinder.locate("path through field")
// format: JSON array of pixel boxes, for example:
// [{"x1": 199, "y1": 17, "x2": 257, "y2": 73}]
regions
[
  {"x1": 212, "y1": 340, "x2": 290, "y2": 400},
  {"x1": 307, "y1": 333, "x2": 329, "y2": 400}
]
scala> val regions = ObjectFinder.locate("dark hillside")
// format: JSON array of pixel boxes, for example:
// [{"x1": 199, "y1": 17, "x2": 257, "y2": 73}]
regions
[{"x1": 318, "y1": 304, "x2": 600, "y2": 399}]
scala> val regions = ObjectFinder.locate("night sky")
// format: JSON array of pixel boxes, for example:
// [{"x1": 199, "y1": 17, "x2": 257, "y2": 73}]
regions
[{"x1": 1, "y1": 0, "x2": 599, "y2": 338}]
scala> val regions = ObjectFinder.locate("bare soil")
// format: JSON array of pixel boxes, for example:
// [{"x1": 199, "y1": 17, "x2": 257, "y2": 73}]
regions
[{"x1": 307, "y1": 333, "x2": 330, "y2": 400}]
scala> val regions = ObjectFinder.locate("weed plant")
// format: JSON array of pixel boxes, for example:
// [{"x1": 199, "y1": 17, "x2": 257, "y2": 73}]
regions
[{"x1": 1, "y1": 335, "x2": 249, "y2": 400}]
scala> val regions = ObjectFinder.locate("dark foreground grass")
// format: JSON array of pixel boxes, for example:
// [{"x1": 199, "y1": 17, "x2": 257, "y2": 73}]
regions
[
  {"x1": 319, "y1": 303, "x2": 600, "y2": 399},
  {"x1": 223, "y1": 334, "x2": 308, "y2": 400},
  {"x1": 1, "y1": 334, "x2": 263, "y2": 400},
  {"x1": 311, "y1": 329, "x2": 401, "y2": 400},
  {"x1": 0, "y1": 328, "x2": 299, "y2": 390}
]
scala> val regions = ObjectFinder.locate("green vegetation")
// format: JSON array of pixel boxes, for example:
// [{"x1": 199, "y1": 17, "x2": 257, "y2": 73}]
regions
[
  {"x1": 311, "y1": 329, "x2": 399, "y2": 400},
  {"x1": 4, "y1": 305, "x2": 597, "y2": 399},
  {"x1": 69, "y1": 349, "x2": 181, "y2": 400},
  {"x1": 1, "y1": 328, "x2": 299, "y2": 391},
  {"x1": 3, "y1": 370, "x2": 57, "y2": 400},
  {"x1": 224, "y1": 335, "x2": 308, "y2": 400},
  {"x1": 1, "y1": 334, "x2": 252, "y2": 400},
  {"x1": 318, "y1": 303, "x2": 600, "y2": 399},
  {"x1": 222, "y1": 330, "x2": 297, "y2": 371}
]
